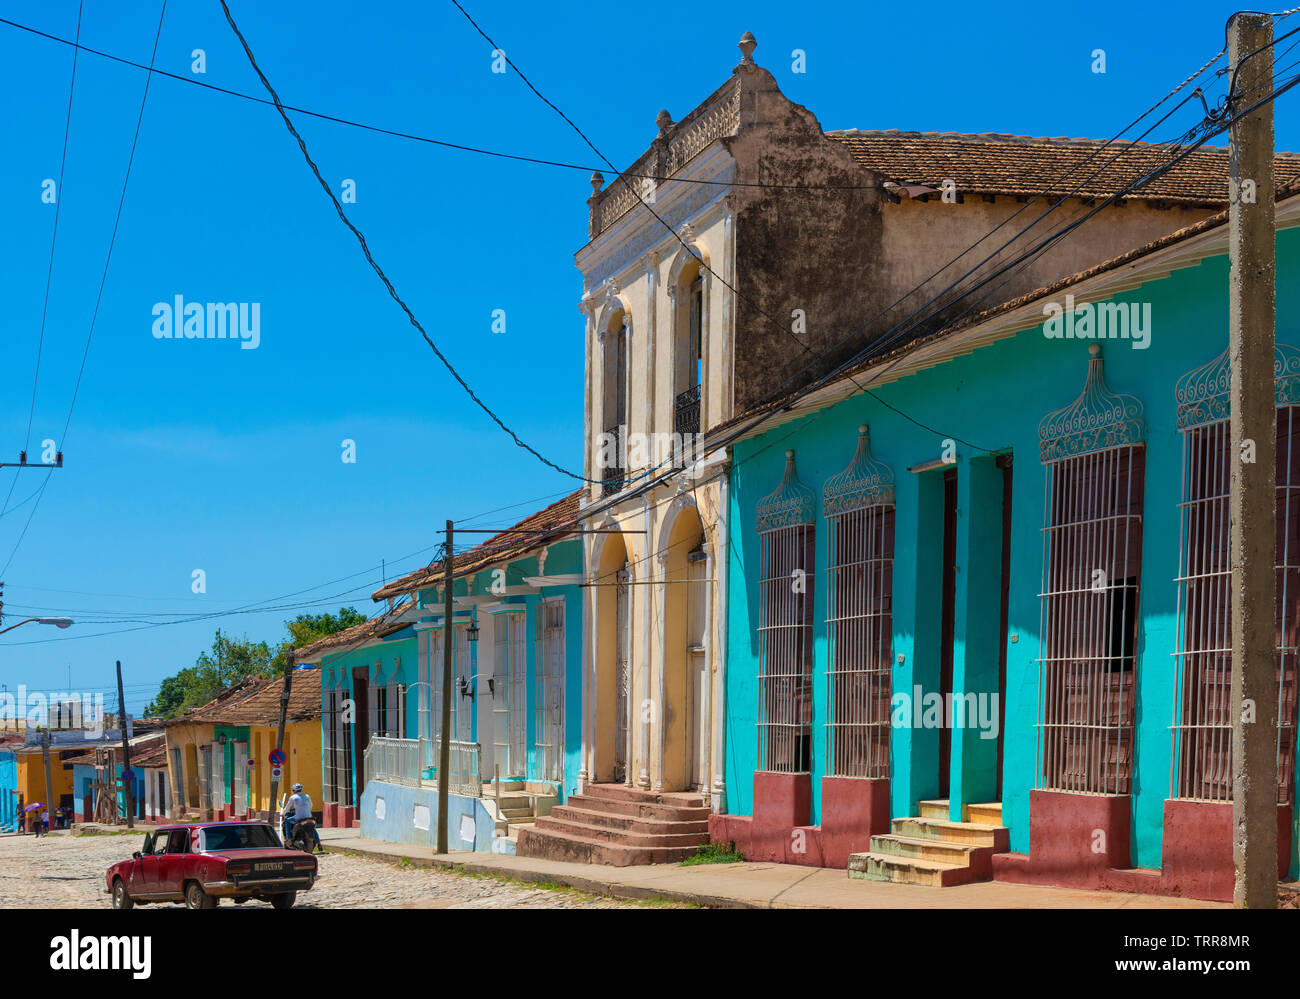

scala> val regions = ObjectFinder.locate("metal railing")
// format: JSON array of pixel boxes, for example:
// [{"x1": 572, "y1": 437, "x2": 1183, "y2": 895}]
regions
[
  {"x1": 602, "y1": 423, "x2": 624, "y2": 497},
  {"x1": 364, "y1": 735, "x2": 483, "y2": 798},
  {"x1": 674, "y1": 384, "x2": 701, "y2": 438}
]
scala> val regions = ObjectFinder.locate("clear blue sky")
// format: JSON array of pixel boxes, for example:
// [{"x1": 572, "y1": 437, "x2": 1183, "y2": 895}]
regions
[{"x1": 1, "y1": 0, "x2": 1297, "y2": 714}]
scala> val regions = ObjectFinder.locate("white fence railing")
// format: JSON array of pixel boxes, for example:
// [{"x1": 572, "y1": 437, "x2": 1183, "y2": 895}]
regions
[{"x1": 365, "y1": 735, "x2": 481, "y2": 797}]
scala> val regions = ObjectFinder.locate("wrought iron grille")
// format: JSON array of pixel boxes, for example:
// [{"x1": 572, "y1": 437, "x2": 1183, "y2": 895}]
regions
[
  {"x1": 231, "y1": 741, "x2": 247, "y2": 814},
  {"x1": 675, "y1": 384, "x2": 701, "y2": 439},
  {"x1": 1037, "y1": 347, "x2": 1146, "y2": 795},
  {"x1": 602, "y1": 423, "x2": 624, "y2": 498},
  {"x1": 824, "y1": 426, "x2": 896, "y2": 779},
  {"x1": 535, "y1": 599, "x2": 566, "y2": 783},
  {"x1": 210, "y1": 742, "x2": 225, "y2": 813},
  {"x1": 1171, "y1": 401, "x2": 1300, "y2": 804},
  {"x1": 757, "y1": 451, "x2": 816, "y2": 774}
]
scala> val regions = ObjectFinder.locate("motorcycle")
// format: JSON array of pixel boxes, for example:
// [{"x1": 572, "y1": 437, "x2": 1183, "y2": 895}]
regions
[{"x1": 284, "y1": 815, "x2": 318, "y2": 854}]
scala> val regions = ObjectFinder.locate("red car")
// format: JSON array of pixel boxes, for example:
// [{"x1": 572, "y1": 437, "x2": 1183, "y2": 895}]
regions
[{"x1": 105, "y1": 821, "x2": 318, "y2": 910}]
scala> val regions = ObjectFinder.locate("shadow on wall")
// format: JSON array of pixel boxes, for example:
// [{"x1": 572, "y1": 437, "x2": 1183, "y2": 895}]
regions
[{"x1": 359, "y1": 779, "x2": 504, "y2": 854}]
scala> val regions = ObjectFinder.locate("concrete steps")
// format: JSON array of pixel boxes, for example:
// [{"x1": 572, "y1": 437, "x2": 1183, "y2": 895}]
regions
[
  {"x1": 516, "y1": 783, "x2": 710, "y2": 867},
  {"x1": 849, "y1": 800, "x2": 1008, "y2": 887}
]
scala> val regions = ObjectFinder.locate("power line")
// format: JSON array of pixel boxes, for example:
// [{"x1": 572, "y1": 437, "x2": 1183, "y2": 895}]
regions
[
  {"x1": 0, "y1": 1, "x2": 168, "y2": 581},
  {"x1": 0, "y1": 14, "x2": 889, "y2": 194},
  {"x1": 1, "y1": 2, "x2": 83, "y2": 529}
]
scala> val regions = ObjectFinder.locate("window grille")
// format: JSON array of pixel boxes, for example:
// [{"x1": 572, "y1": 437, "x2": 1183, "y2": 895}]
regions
[
  {"x1": 210, "y1": 743, "x2": 225, "y2": 813},
  {"x1": 1171, "y1": 346, "x2": 1300, "y2": 803},
  {"x1": 535, "y1": 599, "x2": 566, "y2": 783},
  {"x1": 823, "y1": 425, "x2": 895, "y2": 779},
  {"x1": 1037, "y1": 346, "x2": 1146, "y2": 794},
  {"x1": 756, "y1": 450, "x2": 816, "y2": 774},
  {"x1": 323, "y1": 689, "x2": 337, "y2": 804},
  {"x1": 231, "y1": 741, "x2": 247, "y2": 814}
]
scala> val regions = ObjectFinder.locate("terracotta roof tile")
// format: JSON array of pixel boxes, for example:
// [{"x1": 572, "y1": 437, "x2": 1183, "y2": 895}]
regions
[
  {"x1": 371, "y1": 489, "x2": 584, "y2": 601},
  {"x1": 291, "y1": 599, "x2": 414, "y2": 661},
  {"x1": 183, "y1": 670, "x2": 323, "y2": 726},
  {"x1": 826, "y1": 130, "x2": 1300, "y2": 205}
]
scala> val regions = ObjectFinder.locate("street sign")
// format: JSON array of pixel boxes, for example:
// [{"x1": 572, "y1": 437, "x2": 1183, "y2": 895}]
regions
[
  {"x1": 119, "y1": 769, "x2": 134, "y2": 783},
  {"x1": 269, "y1": 748, "x2": 285, "y2": 766},
  {"x1": 271, "y1": 766, "x2": 282, "y2": 780}
]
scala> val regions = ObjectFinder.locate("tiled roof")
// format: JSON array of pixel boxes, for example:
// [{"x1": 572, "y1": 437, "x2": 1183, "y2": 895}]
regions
[
  {"x1": 292, "y1": 600, "x2": 414, "y2": 661},
  {"x1": 183, "y1": 670, "x2": 323, "y2": 726},
  {"x1": 717, "y1": 179, "x2": 1300, "y2": 438},
  {"x1": 63, "y1": 732, "x2": 169, "y2": 768},
  {"x1": 826, "y1": 130, "x2": 1300, "y2": 205},
  {"x1": 371, "y1": 489, "x2": 585, "y2": 601}
]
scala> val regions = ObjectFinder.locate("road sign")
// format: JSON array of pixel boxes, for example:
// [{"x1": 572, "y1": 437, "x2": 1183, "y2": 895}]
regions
[
  {"x1": 271, "y1": 766, "x2": 282, "y2": 780},
  {"x1": 269, "y1": 748, "x2": 285, "y2": 766},
  {"x1": 119, "y1": 769, "x2": 134, "y2": 783}
]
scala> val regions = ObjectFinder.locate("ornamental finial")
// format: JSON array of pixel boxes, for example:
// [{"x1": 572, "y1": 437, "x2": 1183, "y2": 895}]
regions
[{"x1": 738, "y1": 31, "x2": 757, "y2": 66}]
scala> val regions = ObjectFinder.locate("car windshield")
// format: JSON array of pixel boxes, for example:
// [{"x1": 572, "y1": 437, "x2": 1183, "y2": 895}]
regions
[{"x1": 198, "y1": 824, "x2": 280, "y2": 852}]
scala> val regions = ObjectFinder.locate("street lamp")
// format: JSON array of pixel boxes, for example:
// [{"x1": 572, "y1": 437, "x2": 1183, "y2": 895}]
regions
[{"x1": 0, "y1": 617, "x2": 73, "y2": 636}]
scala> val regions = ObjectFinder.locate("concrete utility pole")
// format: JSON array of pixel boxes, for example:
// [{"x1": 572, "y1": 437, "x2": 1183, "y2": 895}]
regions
[
  {"x1": 269, "y1": 651, "x2": 295, "y2": 829},
  {"x1": 1228, "y1": 11, "x2": 1278, "y2": 910},
  {"x1": 436, "y1": 520, "x2": 453, "y2": 854},
  {"x1": 116, "y1": 660, "x2": 133, "y2": 829}
]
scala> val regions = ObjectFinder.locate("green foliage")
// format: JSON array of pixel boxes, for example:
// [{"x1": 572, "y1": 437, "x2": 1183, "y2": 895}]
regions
[
  {"x1": 145, "y1": 607, "x2": 366, "y2": 718},
  {"x1": 678, "y1": 842, "x2": 745, "y2": 866}
]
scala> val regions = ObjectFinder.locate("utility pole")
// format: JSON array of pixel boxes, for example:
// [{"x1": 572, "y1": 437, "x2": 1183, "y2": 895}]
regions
[
  {"x1": 41, "y1": 729, "x2": 54, "y2": 837},
  {"x1": 269, "y1": 651, "x2": 295, "y2": 829},
  {"x1": 437, "y1": 521, "x2": 453, "y2": 854},
  {"x1": 116, "y1": 660, "x2": 133, "y2": 829},
  {"x1": 1228, "y1": 11, "x2": 1278, "y2": 910}
]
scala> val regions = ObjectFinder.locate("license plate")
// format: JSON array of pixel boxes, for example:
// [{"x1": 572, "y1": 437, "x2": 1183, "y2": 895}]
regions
[{"x1": 254, "y1": 863, "x2": 280, "y2": 872}]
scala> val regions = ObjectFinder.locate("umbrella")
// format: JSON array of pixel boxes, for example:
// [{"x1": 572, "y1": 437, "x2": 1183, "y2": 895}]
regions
[{"x1": 23, "y1": 803, "x2": 44, "y2": 812}]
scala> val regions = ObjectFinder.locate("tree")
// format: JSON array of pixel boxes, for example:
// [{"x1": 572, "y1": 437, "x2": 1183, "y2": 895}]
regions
[{"x1": 145, "y1": 607, "x2": 368, "y2": 717}]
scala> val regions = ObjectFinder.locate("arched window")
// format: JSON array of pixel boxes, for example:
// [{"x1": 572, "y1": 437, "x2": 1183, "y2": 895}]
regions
[
  {"x1": 1036, "y1": 345, "x2": 1146, "y2": 795},
  {"x1": 601, "y1": 311, "x2": 629, "y2": 497},
  {"x1": 1170, "y1": 345, "x2": 1300, "y2": 803},
  {"x1": 756, "y1": 450, "x2": 816, "y2": 773},
  {"x1": 823, "y1": 426, "x2": 895, "y2": 779},
  {"x1": 674, "y1": 264, "x2": 704, "y2": 439}
]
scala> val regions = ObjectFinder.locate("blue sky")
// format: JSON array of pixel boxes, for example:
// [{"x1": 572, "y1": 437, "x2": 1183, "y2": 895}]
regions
[{"x1": 1, "y1": 0, "x2": 1297, "y2": 715}]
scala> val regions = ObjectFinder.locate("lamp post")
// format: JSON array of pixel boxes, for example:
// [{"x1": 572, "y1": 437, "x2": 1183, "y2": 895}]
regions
[{"x1": 0, "y1": 617, "x2": 73, "y2": 636}]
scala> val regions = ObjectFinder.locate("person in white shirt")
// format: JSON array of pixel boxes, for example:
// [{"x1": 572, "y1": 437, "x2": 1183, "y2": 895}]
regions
[{"x1": 281, "y1": 783, "x2": 320, "y2": 850}]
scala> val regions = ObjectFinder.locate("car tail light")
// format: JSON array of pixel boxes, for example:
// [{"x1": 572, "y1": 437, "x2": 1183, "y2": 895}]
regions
[
  {"x1": 226, "y1": 862, "x2": 252, "y2": 876},
  {"x1": 292, "y1": 859, "x2": 315, "y2": 871}
]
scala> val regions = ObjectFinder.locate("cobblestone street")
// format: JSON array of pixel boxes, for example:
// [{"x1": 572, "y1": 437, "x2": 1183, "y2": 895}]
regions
[{"x1": 0, "y1": 831, "x2": 666, "y2": 909}]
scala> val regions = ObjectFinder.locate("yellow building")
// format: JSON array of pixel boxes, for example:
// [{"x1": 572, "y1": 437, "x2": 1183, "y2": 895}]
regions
[{"x1": 164, "y1": 671, "x2": 322, "y2": 822}]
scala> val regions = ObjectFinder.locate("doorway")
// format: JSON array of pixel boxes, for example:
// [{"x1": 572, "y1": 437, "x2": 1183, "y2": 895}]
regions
[
  {"x1": 938, "y1": 468, "x2": 958, "y2": 797},
  {"x1": 352, "y1": 668, "x2": 370, "y2": 796}
]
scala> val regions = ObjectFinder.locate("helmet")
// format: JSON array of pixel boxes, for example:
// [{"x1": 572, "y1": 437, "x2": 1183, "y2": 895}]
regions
[{"x1": 292, "y1": 783, "x2": 303, "y2": 792}]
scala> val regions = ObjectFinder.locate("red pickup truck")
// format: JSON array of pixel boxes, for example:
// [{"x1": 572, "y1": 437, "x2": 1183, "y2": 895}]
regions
[{"x1": 105, "y1": 821, "x2": 318, "y2": 910}]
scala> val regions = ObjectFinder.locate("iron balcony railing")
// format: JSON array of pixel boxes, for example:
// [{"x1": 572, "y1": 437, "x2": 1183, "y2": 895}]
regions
[
  {"x1": 675, "y1": 384, "x2": 701, "y2": 438},
  {"x1": 602, "y1": 423, "x2": 624, "y2": 497},
  {"x1": 365, "y1": 735, "x2": 483, "y2": 797}
]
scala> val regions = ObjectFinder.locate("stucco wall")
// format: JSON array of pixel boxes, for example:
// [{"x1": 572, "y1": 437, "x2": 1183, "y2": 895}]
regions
[
  {"x1": 725, "y1": 228, "x2": 1300, "y2": 878},
  {"x1": 359, "y1": 777, "x2": 498, "y2": 852}
]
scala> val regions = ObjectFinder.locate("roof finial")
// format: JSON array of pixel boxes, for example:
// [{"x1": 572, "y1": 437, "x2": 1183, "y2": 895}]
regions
[
  {"x1": 656, "y1": 109, "x2": 673, "y2": 136},
  {"x1": 590, "y1": 171, "x2": 604, "y2": 193},
  {"x1": 738, "y1": 31, "x2": 757, "y2": 66}
]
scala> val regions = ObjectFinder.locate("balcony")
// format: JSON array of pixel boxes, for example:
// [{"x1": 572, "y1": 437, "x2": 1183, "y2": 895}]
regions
[
  {"x1": 602, "y1": 423, "x2": 624, "y2": 498},
  {"x1": 675, "y1": 384, "x2": 701, "y2": 438}
]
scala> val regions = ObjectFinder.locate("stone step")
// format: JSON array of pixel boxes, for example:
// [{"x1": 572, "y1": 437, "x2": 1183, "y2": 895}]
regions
[
  {"x1": 847, "y1": 851, "x2": 975, "y2": 888},
  {"x1": 890, "y1": 816, "x2": 1009, "y2": 850},
  {"x1": 517, "y1": 826, "x2": 704, "y2": 867},
  {"x1": 918, "y1": 799, "x2": 950, "y2": 820},
  {"x1": 501, "y1": 807, "x2": 534, "y2": 820},
  {"x1": 581, "y1": 783, "x2": 705, "y2": 809},
  {"x1": 870, "y1": 833, "x2": 980, "y2": 865},
  {"x1": 567, "y1": 793, "x2": 708, "y2": 824},
  {"x1": 967, "y1": 802, "x2": 1002, "y2": 826},
  {"x1": 532, "y1": 813, "x2": 709, "y2": 849},
  {"x1": 550, "y1": 804, "x2": 710, "y2": 836}
]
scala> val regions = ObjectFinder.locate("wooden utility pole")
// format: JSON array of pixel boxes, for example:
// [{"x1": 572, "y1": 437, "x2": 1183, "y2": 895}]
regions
[
  {"x1": 1228, "y1": 11, "x2": 1278, "y2": 909},
  {"x1": 436, "y1": 521, "x2": 453, "y2": 854},
  {"x1": 269, "y1": 652, "x2": 295, "y2": 829},
  {"x1": 41, "y1": 729, "x2": 55, "y2": 835},
  {"x1": 116, "y1": 660, "x2": 133, "y2": 829}
]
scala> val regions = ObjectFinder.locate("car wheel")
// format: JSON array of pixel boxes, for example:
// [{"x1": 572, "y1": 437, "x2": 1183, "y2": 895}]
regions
[
  {"x1": 111, "y1": 879, "x2": 133, "y2": 910},
  {"x1": 271, "y1": 892, "x2": 296, "y2": 910},
  {"x1": 185, "y1": 881, "x2": 216, "y2": 910}
]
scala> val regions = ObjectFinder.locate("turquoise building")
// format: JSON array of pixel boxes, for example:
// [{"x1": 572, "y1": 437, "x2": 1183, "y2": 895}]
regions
[{"x1": 712, "y1": 192, "x2": 1300, "y2": 900}]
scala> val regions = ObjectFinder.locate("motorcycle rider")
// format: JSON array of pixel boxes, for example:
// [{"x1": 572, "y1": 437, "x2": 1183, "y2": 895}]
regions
[{"x1": 281, "y1": 783, "x2": 322, "y2": 852}]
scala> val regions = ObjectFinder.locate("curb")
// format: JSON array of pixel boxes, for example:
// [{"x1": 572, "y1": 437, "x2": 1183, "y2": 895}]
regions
[{"x1": 333, "y1": 842, "x2": 759, "y2": 909}]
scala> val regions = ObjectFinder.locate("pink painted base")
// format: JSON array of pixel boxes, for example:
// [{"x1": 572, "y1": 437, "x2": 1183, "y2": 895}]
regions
[{"x1": 708, "y1": 775, "x2": 890, "y2": 869}]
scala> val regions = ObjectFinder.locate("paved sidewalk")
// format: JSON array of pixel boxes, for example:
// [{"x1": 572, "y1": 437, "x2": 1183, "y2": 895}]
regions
[{"x1": 324, "y1": 833, "x2": 1223, "y2": 909}]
